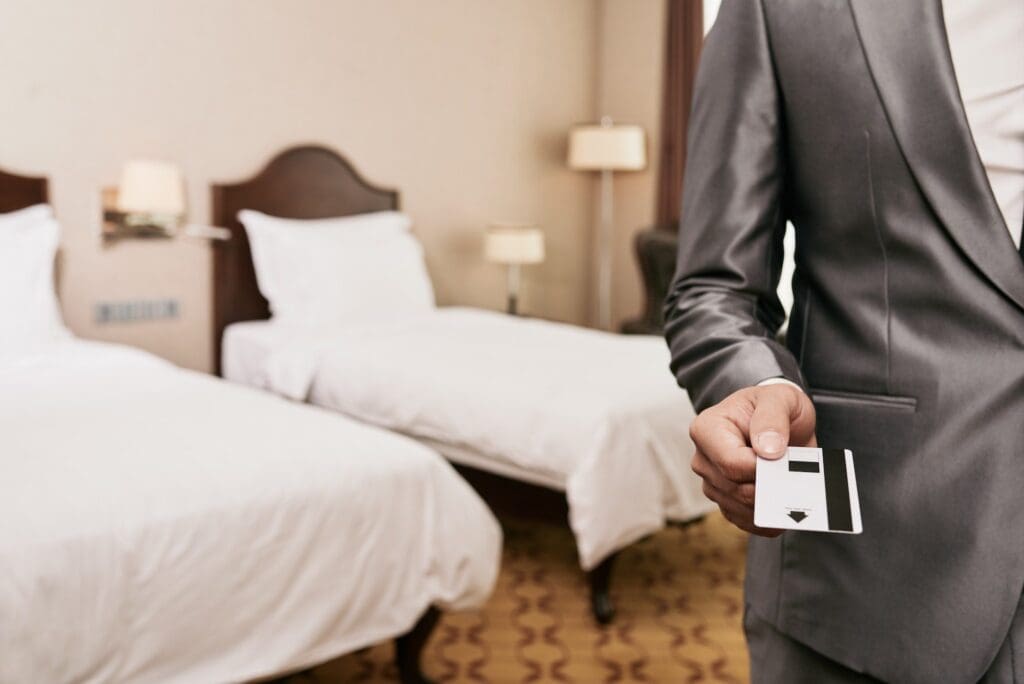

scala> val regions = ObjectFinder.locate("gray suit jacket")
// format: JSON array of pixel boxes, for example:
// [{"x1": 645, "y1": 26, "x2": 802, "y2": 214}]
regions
[{"x1": 664, "y1": 1, "x2": 1024, "y2": 682}]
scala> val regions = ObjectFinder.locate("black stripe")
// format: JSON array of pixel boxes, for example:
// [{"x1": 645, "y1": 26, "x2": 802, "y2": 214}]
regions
[
  {"x1": 789, "y1": 461, "x2": 820, "y2": 473},
  {"x1": 822, "y1": 448, "x2": 853, "y2": 532}
]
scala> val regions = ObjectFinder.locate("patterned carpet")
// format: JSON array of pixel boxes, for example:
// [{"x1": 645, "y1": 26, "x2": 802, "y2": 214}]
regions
[{"x1": 308, "y1": 512, "x2": 750, "y2": 683}]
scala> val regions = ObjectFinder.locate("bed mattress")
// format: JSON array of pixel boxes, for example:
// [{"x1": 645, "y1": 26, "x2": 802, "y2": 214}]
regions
[
  {"x1": 223, "y1": 308, "x2": 714, "y2": 570},
  {"x1": 0, "y1": 340, "x2": 500, "y2": 684}
]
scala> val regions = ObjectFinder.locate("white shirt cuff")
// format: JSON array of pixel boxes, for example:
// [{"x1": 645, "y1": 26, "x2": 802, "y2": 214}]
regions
[{"x1": 756, "y1": 376, "x2": 805, "y2": 392}]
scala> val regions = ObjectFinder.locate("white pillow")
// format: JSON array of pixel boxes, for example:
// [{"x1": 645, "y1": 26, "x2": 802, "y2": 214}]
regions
[
  {"x1": 0, "y1": 203, "x2": 53, "y2": 229},
  {"x1": 238, "y1": 210, "x2": 435, "y2": 325},
  {"x1": 0, "y1": 205, "x2": 68, "y2": 353},
  {"x1": 240, "y1": 209, "x2": 412, "y2": 239}
]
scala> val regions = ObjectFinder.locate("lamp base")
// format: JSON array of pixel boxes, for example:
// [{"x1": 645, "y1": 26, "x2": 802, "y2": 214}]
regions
[{"x1": 505, "y1": 263, "x2": 522, "y2": 316}]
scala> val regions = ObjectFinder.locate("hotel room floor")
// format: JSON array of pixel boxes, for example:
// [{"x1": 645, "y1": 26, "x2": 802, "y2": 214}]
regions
[{"x1": 308, "y1": 512, "x2": 749, "y2": 683}]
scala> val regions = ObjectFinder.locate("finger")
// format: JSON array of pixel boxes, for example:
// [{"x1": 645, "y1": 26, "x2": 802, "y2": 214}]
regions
[
  {"x1": 704, "y1": 481, "x2": 782, "y2": 537},
  {"x1": 702, "y1": 479, "x2": 752, "y2": 520},
  {"x1": 692, "y1": 450, "x2": 756, "y2": 506},
  {"x1": 690, "y1": 412, "x2": 758, "y2": 484},
  {"x1": 734, "y1": 481, "x2": 756, "y2": 508},
  {"x1": 692, "y1": 449, "x2": 737, "y2": 492},
  {"x1": 749, "y1": 384, "x2": 809, "y2": 460}
]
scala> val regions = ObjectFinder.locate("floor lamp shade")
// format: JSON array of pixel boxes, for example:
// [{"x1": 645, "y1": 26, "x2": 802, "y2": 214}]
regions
[
  {"x1": 567, "y1": 124, "x2": 647, "y2": 171},
  {"x1": 567, "y1": 120, "x2": 647, "y2": 330}
]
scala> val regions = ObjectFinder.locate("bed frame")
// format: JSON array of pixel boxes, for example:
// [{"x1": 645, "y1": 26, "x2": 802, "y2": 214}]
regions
[
  {"x1": 211, "y1": 145, "x2": 399, "y2": 376},
  {"x1": 210, "y1": 144, "x2": 623, "y2": 626},
  {"x1": 0, "y1": 165, "x2": 48, "y2": 213},
  {"x1": 213, "y1": 147, "x2": 443, "y2": 682}
]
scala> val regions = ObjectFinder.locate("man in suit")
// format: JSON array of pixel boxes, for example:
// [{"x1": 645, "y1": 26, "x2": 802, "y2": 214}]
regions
[{"x1": 664, "y1": 0, "x2": 1024, "y2": 681}]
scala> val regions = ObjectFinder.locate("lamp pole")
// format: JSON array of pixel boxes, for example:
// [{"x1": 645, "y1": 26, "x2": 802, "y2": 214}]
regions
[{"x1": 596, "y1": 167, "x2": 614, "y2": 330}]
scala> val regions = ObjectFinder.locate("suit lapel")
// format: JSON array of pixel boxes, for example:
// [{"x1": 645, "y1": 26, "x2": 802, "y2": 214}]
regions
[{"x1": 848, "y1": 0, "x2": 1024, "y2": 312}]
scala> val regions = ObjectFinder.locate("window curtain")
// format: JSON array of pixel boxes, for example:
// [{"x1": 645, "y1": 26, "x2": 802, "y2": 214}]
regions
[{"x1": 655, "y1": 0, "x2": 704, "y2": 230}]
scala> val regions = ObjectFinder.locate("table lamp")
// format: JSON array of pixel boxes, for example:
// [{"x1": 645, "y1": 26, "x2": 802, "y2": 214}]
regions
[
  {"x1": 568, "y1": 117, "x2": 646, "y2": 329},
  {"x1": 485, "y1": 223, "x2": 545, "y2": 315}
]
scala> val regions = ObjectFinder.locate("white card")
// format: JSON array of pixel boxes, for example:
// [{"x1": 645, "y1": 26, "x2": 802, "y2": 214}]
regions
[{"x1": 754, "y1": 447, "x2": 862, "y2": 534}]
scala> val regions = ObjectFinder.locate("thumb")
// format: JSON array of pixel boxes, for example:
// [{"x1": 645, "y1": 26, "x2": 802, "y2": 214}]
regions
[{"x1": 749, "y1": 383, "x2": 809, "y2": 460}]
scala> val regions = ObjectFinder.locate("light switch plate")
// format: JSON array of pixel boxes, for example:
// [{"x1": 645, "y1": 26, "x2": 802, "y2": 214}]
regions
[{"x1": 95, "y1": 299, "x2": 179, "y2": 324}]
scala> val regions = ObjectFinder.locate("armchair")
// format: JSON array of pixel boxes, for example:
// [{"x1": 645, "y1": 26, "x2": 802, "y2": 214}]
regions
[{"x1": 620, "y1": 226, "x2": 679, "y2": 335}]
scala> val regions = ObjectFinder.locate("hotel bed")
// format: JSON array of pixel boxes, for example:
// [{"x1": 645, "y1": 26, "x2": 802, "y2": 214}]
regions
[
  {"x1": 0, "y1": 167, "x2": 500, "y2": 684},
  {"x1": 211, "y1": 146, "x2": 714, "y2": 623}
]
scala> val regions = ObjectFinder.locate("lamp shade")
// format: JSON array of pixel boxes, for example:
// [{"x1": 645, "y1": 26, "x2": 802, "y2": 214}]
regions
[
  {"x1": 485, "y1": 224, "x2": 545, "y2": 265},
  {"x1": 116, "y1": 160, "x2": 185, "y2": 215},
  {"x1": 567, "y1": 123, "x2": 646, "y2": 171}
]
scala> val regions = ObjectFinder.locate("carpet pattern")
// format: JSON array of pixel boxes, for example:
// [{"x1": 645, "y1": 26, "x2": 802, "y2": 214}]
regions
[{"x1": 311, "y1": 512, "x2": 749, "y2": 683}]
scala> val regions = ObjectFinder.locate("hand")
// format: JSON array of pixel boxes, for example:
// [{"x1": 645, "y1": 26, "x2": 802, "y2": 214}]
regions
[{"x1": 689, "y1": 383, "x2": 817, "y2": 536}]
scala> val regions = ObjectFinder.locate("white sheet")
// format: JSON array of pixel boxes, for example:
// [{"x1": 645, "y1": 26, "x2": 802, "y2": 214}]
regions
[
  {"x1": 223, "y1": 308, "x2": 714, "y2": 570},
  {"x1": 0, "y1": 339, "x2": 500, "y2": 684}
]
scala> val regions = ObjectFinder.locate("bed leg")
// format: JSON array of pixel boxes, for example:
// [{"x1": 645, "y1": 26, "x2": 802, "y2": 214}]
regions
[
  {"x1": 588, "y1": 552, "x2": 618, "y2": 625},
  {"x1": 395, "y1": 606, "x2": 440, "y2": 684}
]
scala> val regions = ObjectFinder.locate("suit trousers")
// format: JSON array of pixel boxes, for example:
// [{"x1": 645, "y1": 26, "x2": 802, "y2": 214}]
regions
[{"x1": 745, "y1": 593, "x2": 1024, "y2": 683}]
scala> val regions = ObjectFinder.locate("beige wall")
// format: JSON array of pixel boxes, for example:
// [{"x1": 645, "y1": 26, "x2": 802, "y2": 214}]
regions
[
  {"x1": 1, "y1": 0, "x2": 670, "y2": 371},
  {"x1": 597, "y1": 0, "x2": 667, "y2": 329},
  {"x1": 0, "y1": 0, "x2": 600, "y2": 371}
]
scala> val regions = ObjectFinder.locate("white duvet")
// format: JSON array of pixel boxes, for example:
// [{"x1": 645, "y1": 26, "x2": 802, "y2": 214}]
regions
[
  {"x1": 0, "y1": 340, "x2": 500, "y2": 684},
  {"x1": 223, "y1": 308, "x2": 713, "y2": 570}
]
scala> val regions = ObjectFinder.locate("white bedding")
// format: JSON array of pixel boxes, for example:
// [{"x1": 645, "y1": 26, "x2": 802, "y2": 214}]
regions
[
  {"x1": 0, "y1": 339, "x2": 500, "y2": 684},
  {"x1": 223, "y1": 308, "x2": 713, "y2": 570}
]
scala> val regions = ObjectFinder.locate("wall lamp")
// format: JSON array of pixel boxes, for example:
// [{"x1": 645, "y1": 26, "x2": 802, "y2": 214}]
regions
[{"x1": 102, "y1": 159, "x2": 229, "y2": 243}]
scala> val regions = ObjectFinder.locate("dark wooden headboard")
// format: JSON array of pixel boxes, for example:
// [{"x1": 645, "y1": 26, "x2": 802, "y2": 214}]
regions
[
  {"x1": 0, "y1": 165, "x2": 48, "y2": 213},
  {"x1": 210, "y1": 144, "x2": 399, "y2": 375}
]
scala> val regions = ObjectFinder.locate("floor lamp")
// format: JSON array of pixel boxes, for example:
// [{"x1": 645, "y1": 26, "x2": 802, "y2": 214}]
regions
[{"x1": 568, "y1": 118, "x2": 647, "y2": 330}]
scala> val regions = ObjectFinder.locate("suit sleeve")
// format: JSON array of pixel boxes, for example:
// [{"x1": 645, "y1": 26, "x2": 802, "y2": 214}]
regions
[{"x1": 663, "y1": 0, "x2": 805, "y2": 412}]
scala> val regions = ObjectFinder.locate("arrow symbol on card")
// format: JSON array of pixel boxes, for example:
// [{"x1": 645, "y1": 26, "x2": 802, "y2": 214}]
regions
[{"x1": 788, "y1": 511, "x2": 808, "y2": 523}]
